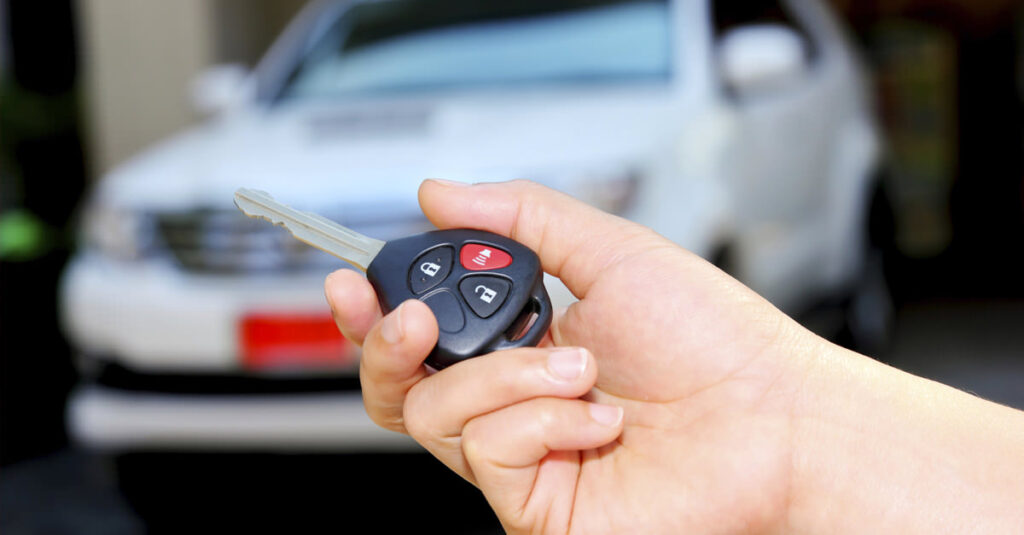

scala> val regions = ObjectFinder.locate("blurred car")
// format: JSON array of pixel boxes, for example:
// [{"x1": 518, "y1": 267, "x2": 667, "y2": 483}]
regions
[{"x1": 61, "y1": 0, "x2": 885, "y2": 453}]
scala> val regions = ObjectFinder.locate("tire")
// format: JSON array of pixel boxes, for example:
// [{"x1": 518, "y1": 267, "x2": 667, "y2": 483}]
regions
[
  {"x1": 838, "y1": 178, "x2": 896, "y2": 358},
  {"x1": 840, "y1": 251, "x2": 894, "y2": 357},
  {"x1": 710, "y1": 244, "x2": 738, "y2": 278}
]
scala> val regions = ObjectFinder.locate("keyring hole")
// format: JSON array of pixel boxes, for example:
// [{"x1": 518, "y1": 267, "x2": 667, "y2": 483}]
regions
[{"x1": 505, "y1": 299, "x2": 540, "y2": 342}]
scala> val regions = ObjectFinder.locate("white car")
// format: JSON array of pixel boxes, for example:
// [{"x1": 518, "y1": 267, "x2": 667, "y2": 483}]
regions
[{"x1": 61, "y1": 0, "x2": 885, "y2": 453}]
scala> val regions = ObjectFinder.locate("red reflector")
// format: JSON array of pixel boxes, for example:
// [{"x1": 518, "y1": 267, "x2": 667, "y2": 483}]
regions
[{"x1": 239, "y1": 313, "x2": 352, "y2": 371}]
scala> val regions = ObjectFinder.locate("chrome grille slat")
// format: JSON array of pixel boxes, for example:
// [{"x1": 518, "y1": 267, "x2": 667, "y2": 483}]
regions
[{"x1": 156, "y1": 209, "x2": 345, "y2": 273}]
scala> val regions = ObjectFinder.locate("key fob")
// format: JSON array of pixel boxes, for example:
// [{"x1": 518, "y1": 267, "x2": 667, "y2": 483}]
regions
[{"x1": 366, "y1": 229, "x2": 552, "y2": 370}]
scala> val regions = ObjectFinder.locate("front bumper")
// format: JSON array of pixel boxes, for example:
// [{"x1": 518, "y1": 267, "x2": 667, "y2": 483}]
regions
[
  {"x1": 60, "y1": 253, "x2": 349, "y2": 373},
  {"x1": 68, "y1": 384, "x2": 419, "y2": 452},
  {"x1": 60, "y1": 254, "x2": 576, "y2": 452}
]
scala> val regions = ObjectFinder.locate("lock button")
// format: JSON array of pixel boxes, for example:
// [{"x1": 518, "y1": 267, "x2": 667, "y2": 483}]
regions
[
  {"x1": 409, "y1": 246, "x2": 454, "y2": 294},
  {"x1": 459, "y1": 276, "x2": 511, "y2": 318}
]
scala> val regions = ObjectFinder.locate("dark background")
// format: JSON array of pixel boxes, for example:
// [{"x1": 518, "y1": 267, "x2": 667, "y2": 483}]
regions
[{"x1": 2, "y1": 0, "x2": 1024, "y2": 532}]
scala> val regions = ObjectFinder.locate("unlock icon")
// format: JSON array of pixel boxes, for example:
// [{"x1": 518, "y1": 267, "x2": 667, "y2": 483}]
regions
[
  {"x1": 474, "y1": 285, "x2": 497, "y2": 304},
  {"x1": 420, "y1": 262, "x2": 441, "y2": 277}
]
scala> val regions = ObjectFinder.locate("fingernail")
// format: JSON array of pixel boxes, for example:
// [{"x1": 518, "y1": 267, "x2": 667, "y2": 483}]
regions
[
  {"x1": 589, "y1": 404, "x2": 623, "y2": 427},
  {"x1": 547, "y1": 348, "x2": 587, "y2": 381},
  {"x1": 429, "y1": 178, "x2": 471, "y2": 187},
  {"x1": 380, "y1": 302, "x2": 405, "y2": 345}
]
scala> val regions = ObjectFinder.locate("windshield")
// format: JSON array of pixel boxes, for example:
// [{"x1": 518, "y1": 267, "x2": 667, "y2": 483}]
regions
[{"x1": 281, "y1": 0, "x2": 671, "y2": 99}]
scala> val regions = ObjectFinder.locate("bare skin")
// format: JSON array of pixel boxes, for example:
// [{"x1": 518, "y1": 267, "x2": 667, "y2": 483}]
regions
[{"x1": 325, "y1": 179, "x2": 1024, "y2": 534}]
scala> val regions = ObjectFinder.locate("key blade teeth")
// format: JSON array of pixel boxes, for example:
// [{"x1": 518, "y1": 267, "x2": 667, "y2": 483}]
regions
[
  {"x1": 234, "y1": 190, "x2": 292, "y2": 230},
  {"x1": 232, "y1": 187, "x2": 385, "y2": 272},
  {"x1": 233, "y1": 188, "x2": 276, "y2": 217}
]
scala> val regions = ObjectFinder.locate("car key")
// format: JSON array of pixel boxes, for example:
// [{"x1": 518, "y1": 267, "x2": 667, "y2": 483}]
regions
[{"x1": 233, "y1": 188, "x2": 552, "y2": 370}]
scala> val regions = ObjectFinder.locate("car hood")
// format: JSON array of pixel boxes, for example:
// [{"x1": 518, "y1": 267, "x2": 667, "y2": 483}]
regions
[{"x1": 100, "y1": 86, "x2": 681, "y2": 219}]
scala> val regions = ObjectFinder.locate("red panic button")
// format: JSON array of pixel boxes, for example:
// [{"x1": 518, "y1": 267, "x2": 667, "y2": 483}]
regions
[{"x1": 460, "y1": 243, "x2": 512, "y2": 271}]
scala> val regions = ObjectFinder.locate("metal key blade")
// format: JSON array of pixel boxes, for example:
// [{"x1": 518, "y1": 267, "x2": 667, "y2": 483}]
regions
[{"x1": 233, "y1": 188, "x2": 385, "y2": 271}]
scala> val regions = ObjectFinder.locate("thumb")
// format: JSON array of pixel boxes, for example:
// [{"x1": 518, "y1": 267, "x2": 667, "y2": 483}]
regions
[{"x1": 418, "y1": 179, "x2": 664, "y2": 299}]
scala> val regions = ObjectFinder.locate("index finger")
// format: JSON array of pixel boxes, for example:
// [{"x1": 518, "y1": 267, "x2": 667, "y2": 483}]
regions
[{"x1": 418, "y1": 179, "x2": 662, "y2": 298}]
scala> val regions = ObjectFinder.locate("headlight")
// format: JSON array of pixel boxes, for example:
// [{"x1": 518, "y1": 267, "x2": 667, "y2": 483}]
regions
[
  {"x1": 81, "y1": 201, "x2": 155, "y2": 261},
  {"x1": 571, "y1": 167, "x2": 641, "y2": 215}
]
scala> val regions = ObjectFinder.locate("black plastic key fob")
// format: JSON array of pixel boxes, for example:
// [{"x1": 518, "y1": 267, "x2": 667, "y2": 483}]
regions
[{"x1": 366, "y1": 229, "x2": 552, "y2": 369}]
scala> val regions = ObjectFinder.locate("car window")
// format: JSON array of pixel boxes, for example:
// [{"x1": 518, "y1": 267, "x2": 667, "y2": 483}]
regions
[{"x1": 280, "y1": 0, "x2": 671, "y2": 99}]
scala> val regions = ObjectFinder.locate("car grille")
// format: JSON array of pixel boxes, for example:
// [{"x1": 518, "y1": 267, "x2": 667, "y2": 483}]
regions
[{"x1": 156, "y1": 209, "x2": 342, "y2": 273}]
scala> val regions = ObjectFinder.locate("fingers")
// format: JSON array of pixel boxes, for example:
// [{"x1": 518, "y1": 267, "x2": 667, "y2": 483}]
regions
[
  {"x1": 325, "y1": 269, "x2": 381, "y2": 346},
  {"x1": 461, "y1": 397, "x2": 624, "y2": 518},
  {"x1": 358, "y1": 299, "x2": 438, "y2": 433},
  {"x1": 462, "y1": 397, "x2": 623, "y2": 468},
  {"x1": 418, "y1": 179, "x2": 662, "y2": 298},
  {"x1": 403, "y1": 347, "x2": 598, "y2": 479}
]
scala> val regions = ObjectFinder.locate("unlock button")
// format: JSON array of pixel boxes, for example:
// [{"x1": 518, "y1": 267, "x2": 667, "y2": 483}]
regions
[{"x1": 459, "y1": 276, "x2": 511, "y2": 318}]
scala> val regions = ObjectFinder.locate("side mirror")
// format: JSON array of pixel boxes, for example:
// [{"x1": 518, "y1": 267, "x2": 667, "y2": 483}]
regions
[
  {"x1": 718, "y1": 24, "x2": 809, "y2": 99},
  {"x1": 189, "y1": 64, "x2": 250, "y2": 116}
]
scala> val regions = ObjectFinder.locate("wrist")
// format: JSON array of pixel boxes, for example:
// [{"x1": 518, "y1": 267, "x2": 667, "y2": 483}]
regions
[{"x1": 784, "y1": 342, "x2": 1024, "y2": 533}]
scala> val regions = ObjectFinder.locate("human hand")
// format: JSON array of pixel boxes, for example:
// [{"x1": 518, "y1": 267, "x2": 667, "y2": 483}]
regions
[
  {"x1": 326, "y1": 179, "x2": 815, "y2": 533},
  {"x1": 326, "y1": 180, "x2": 1024, "y2": 534}
]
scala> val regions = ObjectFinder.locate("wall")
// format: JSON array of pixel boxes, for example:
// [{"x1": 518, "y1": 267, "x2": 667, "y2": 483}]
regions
[{"x1": 77, "y1": 0, "x2": 306, "y2": 178}]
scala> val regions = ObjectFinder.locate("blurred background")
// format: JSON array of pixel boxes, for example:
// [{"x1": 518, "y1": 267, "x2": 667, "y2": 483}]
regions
[{"x1": 2, "y1": 0, "x2": 1023, "y2": 532}]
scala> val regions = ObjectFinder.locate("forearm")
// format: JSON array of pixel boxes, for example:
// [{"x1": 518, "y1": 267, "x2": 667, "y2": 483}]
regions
[{"x1": 788, "y1": 344, "x2": 1024, "y2": 533}]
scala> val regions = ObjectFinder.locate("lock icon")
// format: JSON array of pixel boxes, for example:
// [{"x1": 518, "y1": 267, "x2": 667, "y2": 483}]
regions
[
  {"x1": 474, "y1": 285, "x2": 497, "y2": 304},
  {"x1": 420, "y1": 262, "x2": 441, "y2": 277}
]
